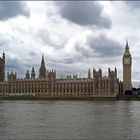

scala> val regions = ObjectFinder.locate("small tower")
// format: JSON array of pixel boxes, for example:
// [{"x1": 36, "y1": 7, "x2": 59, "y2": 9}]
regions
[
  {"x1": 3, "y1": 52, "x2": 5, "y2": 60},
  {"x1": 25, "y1": 70, "x2": 30, "y2": 79},
  {"x1": 122, "y1": 40, "x2": 132, "y2": 92},
  {"x1": 31, "y1": 67, "x2": 35, "y2": 79},
  {"x1": 0, "y1": 52, "x2": 5, "y2": 82},
  {"x1": 115, "y1": 67, "x2": 117, "y2": 76},
  {"x1": 108, "y1": 68, "x2": 111, "y2": 75},
  {"x1": 39, "y1": 54, "x2": 47, "y2": 79},
  {"x1": 108, "y1": 68, "x2": 118, "y2": 94},
  {"x1": 48, "y1": 69, "x2": 56, "y2": 81},
  {"x1": 88, "y1": 68, "x2": 91, "y2": 79},
  {"x1": 8, "y1": 72, "x2": 17, "y2": 82}
]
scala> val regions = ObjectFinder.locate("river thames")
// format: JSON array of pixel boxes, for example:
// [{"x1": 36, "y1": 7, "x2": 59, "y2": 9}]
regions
[{"x1": 0, "y1": 100, "x2": 140, "y2": 139}]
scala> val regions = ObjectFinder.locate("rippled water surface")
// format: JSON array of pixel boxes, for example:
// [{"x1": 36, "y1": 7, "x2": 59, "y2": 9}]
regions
[{"x1": 0, "y1": 100, "x2": 140, "y2": 139}]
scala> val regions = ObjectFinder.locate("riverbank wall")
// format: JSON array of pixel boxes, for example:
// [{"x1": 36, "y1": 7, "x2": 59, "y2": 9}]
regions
[{"x1": 0, "y1": 95, "x2": 116, "y2": 100}]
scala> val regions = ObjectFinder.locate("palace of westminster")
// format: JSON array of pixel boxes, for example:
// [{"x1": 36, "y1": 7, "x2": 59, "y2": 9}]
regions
[{"x1": 0, "y1": 41, "x2": 132, "y2": 97}]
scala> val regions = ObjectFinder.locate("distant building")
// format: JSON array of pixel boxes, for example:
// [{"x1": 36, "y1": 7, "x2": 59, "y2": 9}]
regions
[{"x1": 0, "y1": 41, "x2": 132, "y2": 97}]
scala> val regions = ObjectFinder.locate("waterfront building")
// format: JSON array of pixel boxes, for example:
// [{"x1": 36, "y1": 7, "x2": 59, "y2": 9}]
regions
[
  {"x1": 123, "y1": 41, "x2": 132, "y2": 92},
  {"x1": 0, "y1": 41, "x2": 132, "y2": 97}
]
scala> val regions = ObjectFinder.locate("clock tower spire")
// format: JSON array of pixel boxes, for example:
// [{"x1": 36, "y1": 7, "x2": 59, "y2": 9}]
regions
[{"x1": 123, "y1": 40, "x2": 132, "y2": 93}]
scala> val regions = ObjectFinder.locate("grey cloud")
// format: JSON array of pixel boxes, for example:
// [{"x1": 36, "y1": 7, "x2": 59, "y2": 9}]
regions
[
  {"x1": 5, "y1": 55, "x2": 31, "y2": 78},
  {"x1": 125, "y1": 1, "x2": 140, "y2": 9},
  {"x1": 34, "y1": 29, "x2": 52, "y2": 45},
  {"x1": 75, "y1": 44, "x2": 93, "y2": 58},
  {"x1": 6, "y1": 57, "x2": 20, "y2": 69},
  {"x1": 87, "y1": 35, "x2": 122, "y2": 58},
  {"x1": 0, "y1": 1, "x2": 30, "y2": 20},
  {"x1": 63, "y1": 34, "x2": 123, "y2": 65},
  {"x1": 63, "y1": 58, "x2": 77, "y2": 64},
  {"x1": 51, "y1": 56, "x2": 82, "y2": 65},
  {"x1": 48, "y1": 35, "x2": 122, "y2": 65},
  {"x1": 34, "y1": 28, "x2": 66, "y2": 49},
  {"x1": 29, "y1": 51, "x2": 37, "y2": 57},
  {"x1": 55, "y1": 1, "x2": 111, "y2": 28}
]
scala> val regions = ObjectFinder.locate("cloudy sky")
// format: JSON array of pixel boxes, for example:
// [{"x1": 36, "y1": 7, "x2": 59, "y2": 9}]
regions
[{"x1": 0, "y1": 1, "x2": 140, "y2": 87}]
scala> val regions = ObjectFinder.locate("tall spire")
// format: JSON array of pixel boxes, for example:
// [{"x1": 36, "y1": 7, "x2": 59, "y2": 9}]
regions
[
  {"x1": 31, "y1": 67, "x2": 35, "y2": 79},
  {"x1": 88, "y1": 68, "x2": 91, "y2": 79},
  {"x1": 39, "y1": 54, "x2": 46, "y2": 79},
  {"x1": 41, "y1": 54, "x2": 45, "y2": 65},
  {"x1": 3, "y1": 51, "x2": 5, "y2": 59},
  {"x1": 115, "y1": 67, "x2": 117, "y2": 76},
  {"x1": 125, "y1": 40, "x2": 129, "y2": 49},
  {"x1": 124, "y1": 40, "x2": 131, "y2": 56}
]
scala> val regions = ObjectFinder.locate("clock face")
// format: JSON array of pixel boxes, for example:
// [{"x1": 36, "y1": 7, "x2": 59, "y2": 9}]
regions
[{"x1": 124, "y1": 58, "x2": 130, "y2": 64}]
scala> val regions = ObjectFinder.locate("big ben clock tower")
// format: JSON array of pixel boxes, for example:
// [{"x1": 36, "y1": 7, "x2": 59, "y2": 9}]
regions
[{"x1": 123, "y1": 41, "x2": 132, "y2": 93}]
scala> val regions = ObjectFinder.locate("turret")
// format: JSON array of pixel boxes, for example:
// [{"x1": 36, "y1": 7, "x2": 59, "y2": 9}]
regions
[
  {"x1": 108, "y1": 68, "x2": 110, "y2": 75},
  {"x1": 0, "y1": 52, "x2": 5, "y2": 82},
  {"x1": 88, "y1": 68, "x2": 91, "y2": 79},
  {"x1": 99, "y1": 68, "x2": 102, "y2": 77},
  {"x1": 39, "y1": 54, "x2": 47, "y2": 79},
  {"x1": 48, "y1": 69, "x2": 56, "y2": 81},
  {"x1": 115, "y1": 67, "x2": 117, "y2": 76},
  {"x1": 93, "y1": 68, "x2": 96, "y2": 77},
  {"x1": 108, "y1": 68, "x2": 117, "y2": 78},
  {"x1": 25, "y1": 70, "x2": 30, "y2": 79},
  {"x1": 31, "y1": 67, "x2": 35, "y2": 79},
  {"x1": 41, "y1": 54, "x2": 45, "y2": 66},
  {"x1": 3, "y1": 52, "x2": 5, "y2": 60},
  {"x1": 7, "y1": 71, "x2": 17, "y2": 82},
  {"x1": 93, "y1": 68, "x2": 102, "y2": 79}
]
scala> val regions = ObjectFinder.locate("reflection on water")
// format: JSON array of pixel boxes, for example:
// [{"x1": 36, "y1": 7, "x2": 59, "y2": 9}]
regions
[{"x1": 0, "y1": 100, "x2": 140, "y2": 139}]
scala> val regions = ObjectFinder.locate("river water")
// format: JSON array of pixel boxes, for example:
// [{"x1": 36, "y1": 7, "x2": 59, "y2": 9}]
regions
[{"x1": 0, "y1": 100, "x2": 140, "y2": 139}]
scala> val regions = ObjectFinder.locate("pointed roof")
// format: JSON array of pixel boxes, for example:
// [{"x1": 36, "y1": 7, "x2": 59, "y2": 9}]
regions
[
  {"x1": 88, "y1": 68, "x2": 91, "y2": 79},
  {"x1": 125, "y1": 40, "x2": 129, "y2": 49},
  {"x1": 41, "y1": 54, "x2": 45, "y2": 65},
  {"x1": 32, "y1": 67, "x2": 35, "y2": 73},
  {"x1": 2, "y1": 51, "x2": 5, "y2": 59},
  {"x1": 124, "y1": 40, "x2": 131, "y2": 56},
  {"x1": 39, "y1": 54, "x2": 47, "y2": 79}
]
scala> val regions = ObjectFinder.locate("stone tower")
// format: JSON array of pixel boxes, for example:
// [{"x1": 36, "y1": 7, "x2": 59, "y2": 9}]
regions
[
  {"x1": 31, "y1": 67, "x2": 35, "y2": 79},
  {"x1": 88, "y1": 68, "x2": 91, "y2": 79},
  {"x1": 0, "y1": 52, "x2": 5, "y2": 82},
  {"x1": 39, "y1": 54, "x2": 46, "y2": 79},
  {"x1": 123, "y1": 41, "x2": 132, "y2": 92}
]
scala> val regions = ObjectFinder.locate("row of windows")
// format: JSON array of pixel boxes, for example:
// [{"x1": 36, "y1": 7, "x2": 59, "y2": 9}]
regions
[
  {"x1": 0, "y1": 80, "x2": 117, "y2": 86},
  {"x1": 0, "y1": 84, "x2": 115, "y2": 89},
  {"x1": 0, "y1": 86, "x2": 116, "y2": 92},
  {"x1": 0, "y1": 88, "x2": 116, "y2": 94}
]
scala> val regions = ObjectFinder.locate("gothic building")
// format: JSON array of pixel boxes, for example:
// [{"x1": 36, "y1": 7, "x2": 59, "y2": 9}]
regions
[{"x1": 0, "y1": 42, "x2": 132, "y2": 97}]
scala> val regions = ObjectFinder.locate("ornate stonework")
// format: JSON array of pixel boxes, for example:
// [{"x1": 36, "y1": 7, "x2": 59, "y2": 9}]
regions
[
  {"x1": 0, "y1": 42, "x2": 132, "y2": 97},
  {"x1": 123, "y1": 41, "x2": 132, "y2": 92}
]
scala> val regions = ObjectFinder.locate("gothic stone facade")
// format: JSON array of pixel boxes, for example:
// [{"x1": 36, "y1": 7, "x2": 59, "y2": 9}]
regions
[
  {"x1": 0, "y1": 42, "x2": 132, "y2": 97},
  {"x1": 0, "y1": 68, "x2": 120, "y2": 97},
  {"x1": 123, "y1": 41, "x2": 132, "y2": 92}
]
